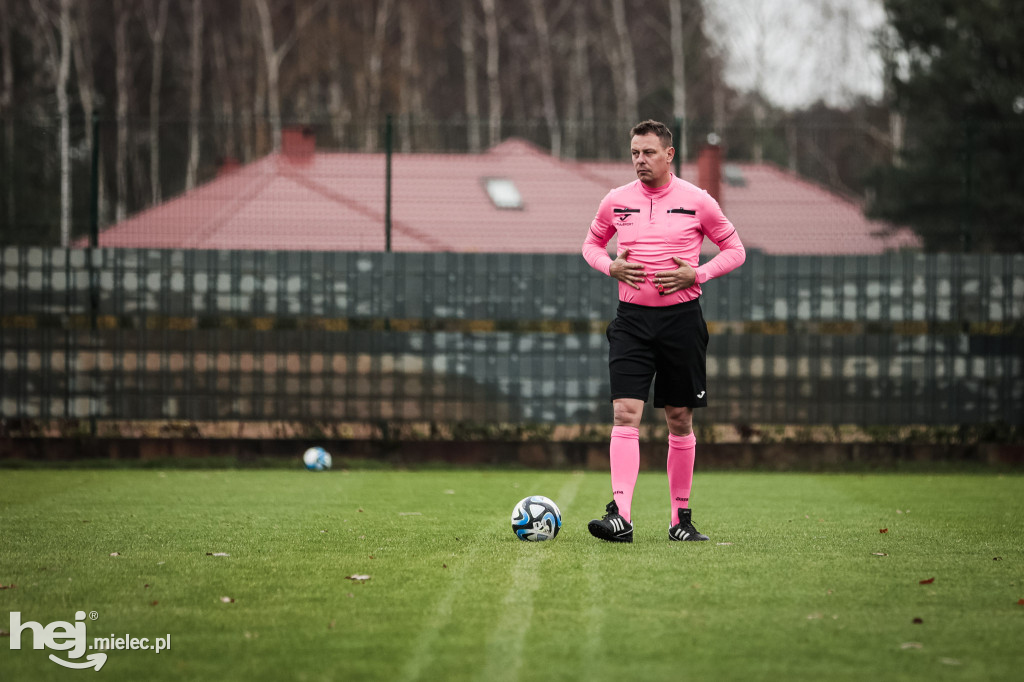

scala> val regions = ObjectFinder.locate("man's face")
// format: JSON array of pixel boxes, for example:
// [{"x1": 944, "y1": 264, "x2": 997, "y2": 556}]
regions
[{"x1": 631, "y1": 133, "x2": 674, "y2": 188}]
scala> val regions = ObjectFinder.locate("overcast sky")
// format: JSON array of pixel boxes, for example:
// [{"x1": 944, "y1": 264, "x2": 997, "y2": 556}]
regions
[{"x1": 703, "y1": 0, "x2": 888, "y2": 109}]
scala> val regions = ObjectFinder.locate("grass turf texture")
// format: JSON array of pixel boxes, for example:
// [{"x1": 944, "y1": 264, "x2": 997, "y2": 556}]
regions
[{"x1": 1, "y1": 470, "x2": 1022, "y2": 681}]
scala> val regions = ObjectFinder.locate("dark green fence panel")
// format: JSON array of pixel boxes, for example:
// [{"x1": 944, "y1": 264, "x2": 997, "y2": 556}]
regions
[{"x1": 2, "y1": 248, "x2": 1022, "y2": 425}]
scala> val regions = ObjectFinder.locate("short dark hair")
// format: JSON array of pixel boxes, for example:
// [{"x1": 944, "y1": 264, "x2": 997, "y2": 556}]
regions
[{"x1": 630, "y1": 120, "x2": 673, "y2": 148}]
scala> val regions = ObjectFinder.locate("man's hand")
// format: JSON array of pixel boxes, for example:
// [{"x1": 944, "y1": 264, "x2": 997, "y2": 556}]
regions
[
  {"x1": 653, "y1": 257, "x2": 697, "y2": 295},
  {"x1": 609, "y1": 248, "x2": 645, "y2": 289}
]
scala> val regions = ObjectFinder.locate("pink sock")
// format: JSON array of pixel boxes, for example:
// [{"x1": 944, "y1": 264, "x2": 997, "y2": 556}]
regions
[
  {"x1": 667, "y1": 432, "x2": 696, "y2": 524},
  {"x1": 609, "y1": 425, "x2": 640, "y2": 523}
]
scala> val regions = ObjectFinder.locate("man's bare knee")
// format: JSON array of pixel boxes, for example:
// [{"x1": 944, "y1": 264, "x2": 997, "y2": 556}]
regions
[
  {"x1": 613, "y1": 399, "x2": 644, "y2": 427},
  {"x1": 664, "y1": 405, "x2": 693, "y2": 436}
]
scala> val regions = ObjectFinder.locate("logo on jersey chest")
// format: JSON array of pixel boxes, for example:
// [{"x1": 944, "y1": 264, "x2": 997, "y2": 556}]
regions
[{"x1": 614, "y1": 207, "x2": 640, "y2": 225}]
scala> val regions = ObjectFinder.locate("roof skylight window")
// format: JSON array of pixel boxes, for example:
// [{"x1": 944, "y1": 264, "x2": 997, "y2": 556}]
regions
[{"x1": 483, "y1": 178, "x2": 523, "y2": 209}]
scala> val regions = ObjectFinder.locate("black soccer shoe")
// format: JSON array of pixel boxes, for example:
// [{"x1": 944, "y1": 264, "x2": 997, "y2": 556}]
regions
[
  {"x1": 588, "y1": 500, "x2": 633, "y2": 543},
  {"x1": 668, "y1": 508, "x2": 709, "y2": 542}
]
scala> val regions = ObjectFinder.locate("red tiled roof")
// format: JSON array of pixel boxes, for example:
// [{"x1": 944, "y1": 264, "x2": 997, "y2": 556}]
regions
[{"x1": 94, "y1": 138, "x2": 918, "y2": 255}]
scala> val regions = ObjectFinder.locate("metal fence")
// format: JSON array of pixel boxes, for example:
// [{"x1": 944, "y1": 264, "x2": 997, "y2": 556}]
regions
[{"x1": 2, "y1": 248, "x2": 1021, "y2": 426}]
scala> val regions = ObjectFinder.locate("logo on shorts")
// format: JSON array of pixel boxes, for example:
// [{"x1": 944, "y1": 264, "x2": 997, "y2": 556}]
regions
[{"x1": 697, "y1": 390, "x2": 706, "y2": 399}]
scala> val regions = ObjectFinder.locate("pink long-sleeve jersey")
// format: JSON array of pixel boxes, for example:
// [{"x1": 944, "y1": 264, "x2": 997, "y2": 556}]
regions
[{"x1": 582, "y1": 175, "x2": 745, "y2": 306}]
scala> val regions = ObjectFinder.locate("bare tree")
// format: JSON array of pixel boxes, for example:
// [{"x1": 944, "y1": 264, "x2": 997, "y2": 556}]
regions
[
  {"x1": 481, "y1": 0, "x2": 500, "y2": 147},
  {"x1": 113, "y1": 0, "x2": 130, "y2": 222},
  {"x1": 30, "y1": 0, "x2": 73, "y2": 245},
  {"x1": 70, "y1": 1, "x2": 106, "y2": 222},
  {"x1": 363, "y1": 0, "x2": 393, "y2": 151},
  {"x1": 211, "y1": 29, "x2": 238, "y2": 163},
  {"x1": 527, "y1": 0, "x2": 560, "y2": 157},
  {"x1": 564, "y1": 3, "x2": 594, "y2": 158},
  {"x1": 252, "y1": 0, "x2": 326, "y2": 151},
  {"x1": 0, "y1": 0, "x2": 14, "y2": 227},
  {"x1": 460, "y1": 0, "x2": 481, "y2": 152},
  {"x1": 185, "y1": 0, "x2": 203, "y2": 190},
  {"x1": 325, "y1": 2, "x2": 348, "y2": 146},
  {"x1": 142, "y1": 0, "x2": 169, "y2": 204},
  {"x1": 668, "y1": 0, "x2": 688, "y2": 161},
  {"x1": 397, "y1": 0, "x2": 423, "y2": 152},
  {"x1": 606, "y1": 0, "x2": 638, "y2": 126}
]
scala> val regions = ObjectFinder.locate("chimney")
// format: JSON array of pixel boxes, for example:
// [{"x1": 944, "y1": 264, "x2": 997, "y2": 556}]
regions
[
  {"x1": 281, "y1": 125, "x2": 316, "y2": 161},
  {"x1": 216, "y1": 156, "x2": 240, "y2": 177},
  {"x1": 697, "y1": 135, "x2": 722, "y2": 207}
]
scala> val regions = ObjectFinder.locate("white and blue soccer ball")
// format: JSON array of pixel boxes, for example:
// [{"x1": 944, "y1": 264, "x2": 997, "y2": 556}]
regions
[
  {"x1": 302, "y1": 446, "x2": 332, "y2": 471},
  {"x1": 511, "y1": 495, "x2": 561, "y2": 542}
]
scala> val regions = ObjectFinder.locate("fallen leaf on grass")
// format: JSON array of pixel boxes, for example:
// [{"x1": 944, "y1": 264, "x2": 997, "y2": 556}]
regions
[
  {"x1": 206, "y1": 552, "x2": 231, "y2": 557},
  {"x1": 0, "y1": 631, "x2": 9, "y2": 637},
  {"x1": 0, "y1": 584, "x2": 14, "y2": 590},
  {"x1": 150, "y1": 601, "x2": 159, "y2": 607},
  {"x1": 109, "y1": 552, "x2": 120, "y2": 557},
  {"x1": 1017, "y1": 599, "x2": 1024, "y2": 606},
  {"x1": 912, "y1": 617, "x2": 923, "y2": 624},
  {"x1": 993, "y1": 557, "x2": 1001, "y2": 561},
  {"x1": 346, "y1": 574, "x2": 371, "y2": 582},
  {"x1": 442, "y1": 564, "x2": 448, "y2": 569},
  {"x1": 879, "y1": 528, "x2": 888, "y2": 533},
  {"x1": 919, "y1": 578, "x2": 935, "y2": 585},
  {"x1": 900, "y1": 642, "x2": 923, "y2": 650},
  {"x1": 220, "y1": 596, "x2": 235, "y2": 603}
]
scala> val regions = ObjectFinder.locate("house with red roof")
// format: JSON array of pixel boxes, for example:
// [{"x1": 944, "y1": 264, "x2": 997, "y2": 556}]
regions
[{"x1": 92, "y1": 128, "x2": 918, "y2": 255}]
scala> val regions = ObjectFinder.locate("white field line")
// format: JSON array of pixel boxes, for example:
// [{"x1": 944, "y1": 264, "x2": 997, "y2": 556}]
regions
[{"x1": 475, "y1": 473, "x2": 583, "y2": 682}]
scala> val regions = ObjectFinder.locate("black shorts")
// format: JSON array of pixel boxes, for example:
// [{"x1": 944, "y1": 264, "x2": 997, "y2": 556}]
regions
[{"x1": 607, "y1": 299, "x2": 709, "y2": 408}]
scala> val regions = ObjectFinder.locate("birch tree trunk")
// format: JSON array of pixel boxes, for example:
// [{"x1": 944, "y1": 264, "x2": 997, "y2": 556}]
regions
[
  {"x1": 608, "y1": 0, "x2": 637, "y2": 126},
  {"x1": 326, "y1": 2, "x2": 348, "y2": 146},
  {"x1": 398, "y1": 0, "x2": 422, "y2": 153},
  {"x1": 251, "y1": 0, "x2": 282, "y2": 152},
  {"x1": 460, "y1": 0, "x2": 480, "y2": 152},
  {"x1": 143, "y1": 0, "x2": 168, "y2": 205},
  {"x1": 363, "y1": 0, "x2": 393, "y2": 151},
  {"x1": 252, "y1": 0, "x2": 326, "y2": 152},
  {"x1": 114, "y1": 0, "x2": 129, "y2": 222},
  {"x1": 565, "y1": 4, "x2": 594, "y2": 159},
  {"x1": 527, "y1": 0, "x2": 560, "y2": 157},
  {"x1": 481, "y1": 0, "x2": 500, "y2": 147},
  {"x1": 668, "y1": 0, "x2": 688, "y2": 161},
  {"x1": 71, "y1": 1, "x2": 107, "y2": 224},
  {"x1": 31, "y1": 0, "x2": 73, "y2": 244},
  {"x1": 185, "y1": 0, "x2": 203, "y2": 190}
]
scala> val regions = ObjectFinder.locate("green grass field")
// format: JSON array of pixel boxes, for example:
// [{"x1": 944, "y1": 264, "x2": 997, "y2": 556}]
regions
[{"x1": 2, "y1": 468, "x2": 1022, "y2": 681}]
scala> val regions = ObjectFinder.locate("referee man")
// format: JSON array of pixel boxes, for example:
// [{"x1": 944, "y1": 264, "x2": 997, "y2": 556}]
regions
[{"x1": 581, "y1": 120, "x2": 746, "y2": 543}]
